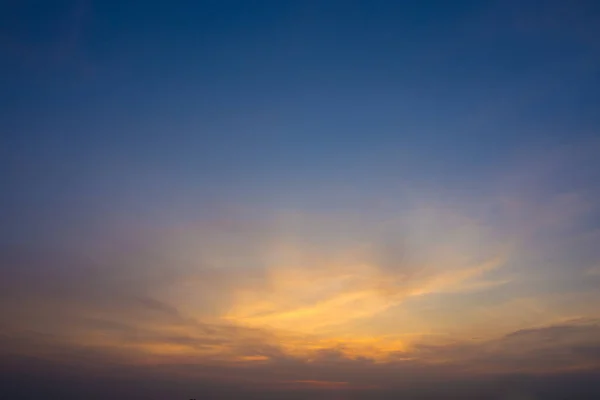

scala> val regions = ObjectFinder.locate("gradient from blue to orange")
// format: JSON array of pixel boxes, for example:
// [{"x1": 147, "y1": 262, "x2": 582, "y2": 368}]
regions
[{"x1": 1, "y1": 1, "x2": 600, "y2": 399}]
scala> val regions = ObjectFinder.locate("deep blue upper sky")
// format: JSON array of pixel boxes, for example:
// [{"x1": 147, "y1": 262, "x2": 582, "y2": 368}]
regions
[{"x1": 1, "y1": 0, "x2": 599, "y2": 243}]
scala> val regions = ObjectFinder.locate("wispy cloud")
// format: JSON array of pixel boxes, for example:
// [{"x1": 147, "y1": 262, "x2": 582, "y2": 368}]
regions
[{"x1": 1, "y1": 144, "x2": 599, "y2": 393}]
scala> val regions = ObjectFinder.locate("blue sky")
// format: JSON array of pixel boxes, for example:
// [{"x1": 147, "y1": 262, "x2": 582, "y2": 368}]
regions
[{"x1": 1, "y1": 1, "x2": 600, "y2": 399}]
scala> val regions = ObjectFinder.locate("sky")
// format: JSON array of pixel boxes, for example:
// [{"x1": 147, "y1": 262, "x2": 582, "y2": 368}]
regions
[{"x1": 1, "y1": 0, "x2": 600, "y2": 399}]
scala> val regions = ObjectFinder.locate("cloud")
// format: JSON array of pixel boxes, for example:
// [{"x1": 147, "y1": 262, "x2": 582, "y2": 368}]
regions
[
  {"x1": 217, "y1": 203, "x2": 511, "y2": 337},
  {"x1": 2, "y1": 150, "x2": 600, "y2": 398},
  {"x1": 2, "y1": 316, "x2": 600, "y2": 399},
  {"x1": 2, "y1": 173, "x2": 596, "y2": 365}
]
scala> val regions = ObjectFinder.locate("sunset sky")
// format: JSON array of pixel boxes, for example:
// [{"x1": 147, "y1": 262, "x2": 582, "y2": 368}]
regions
[{"x1": 1, "y1": 1, "x2": 600, "y2": 399}]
